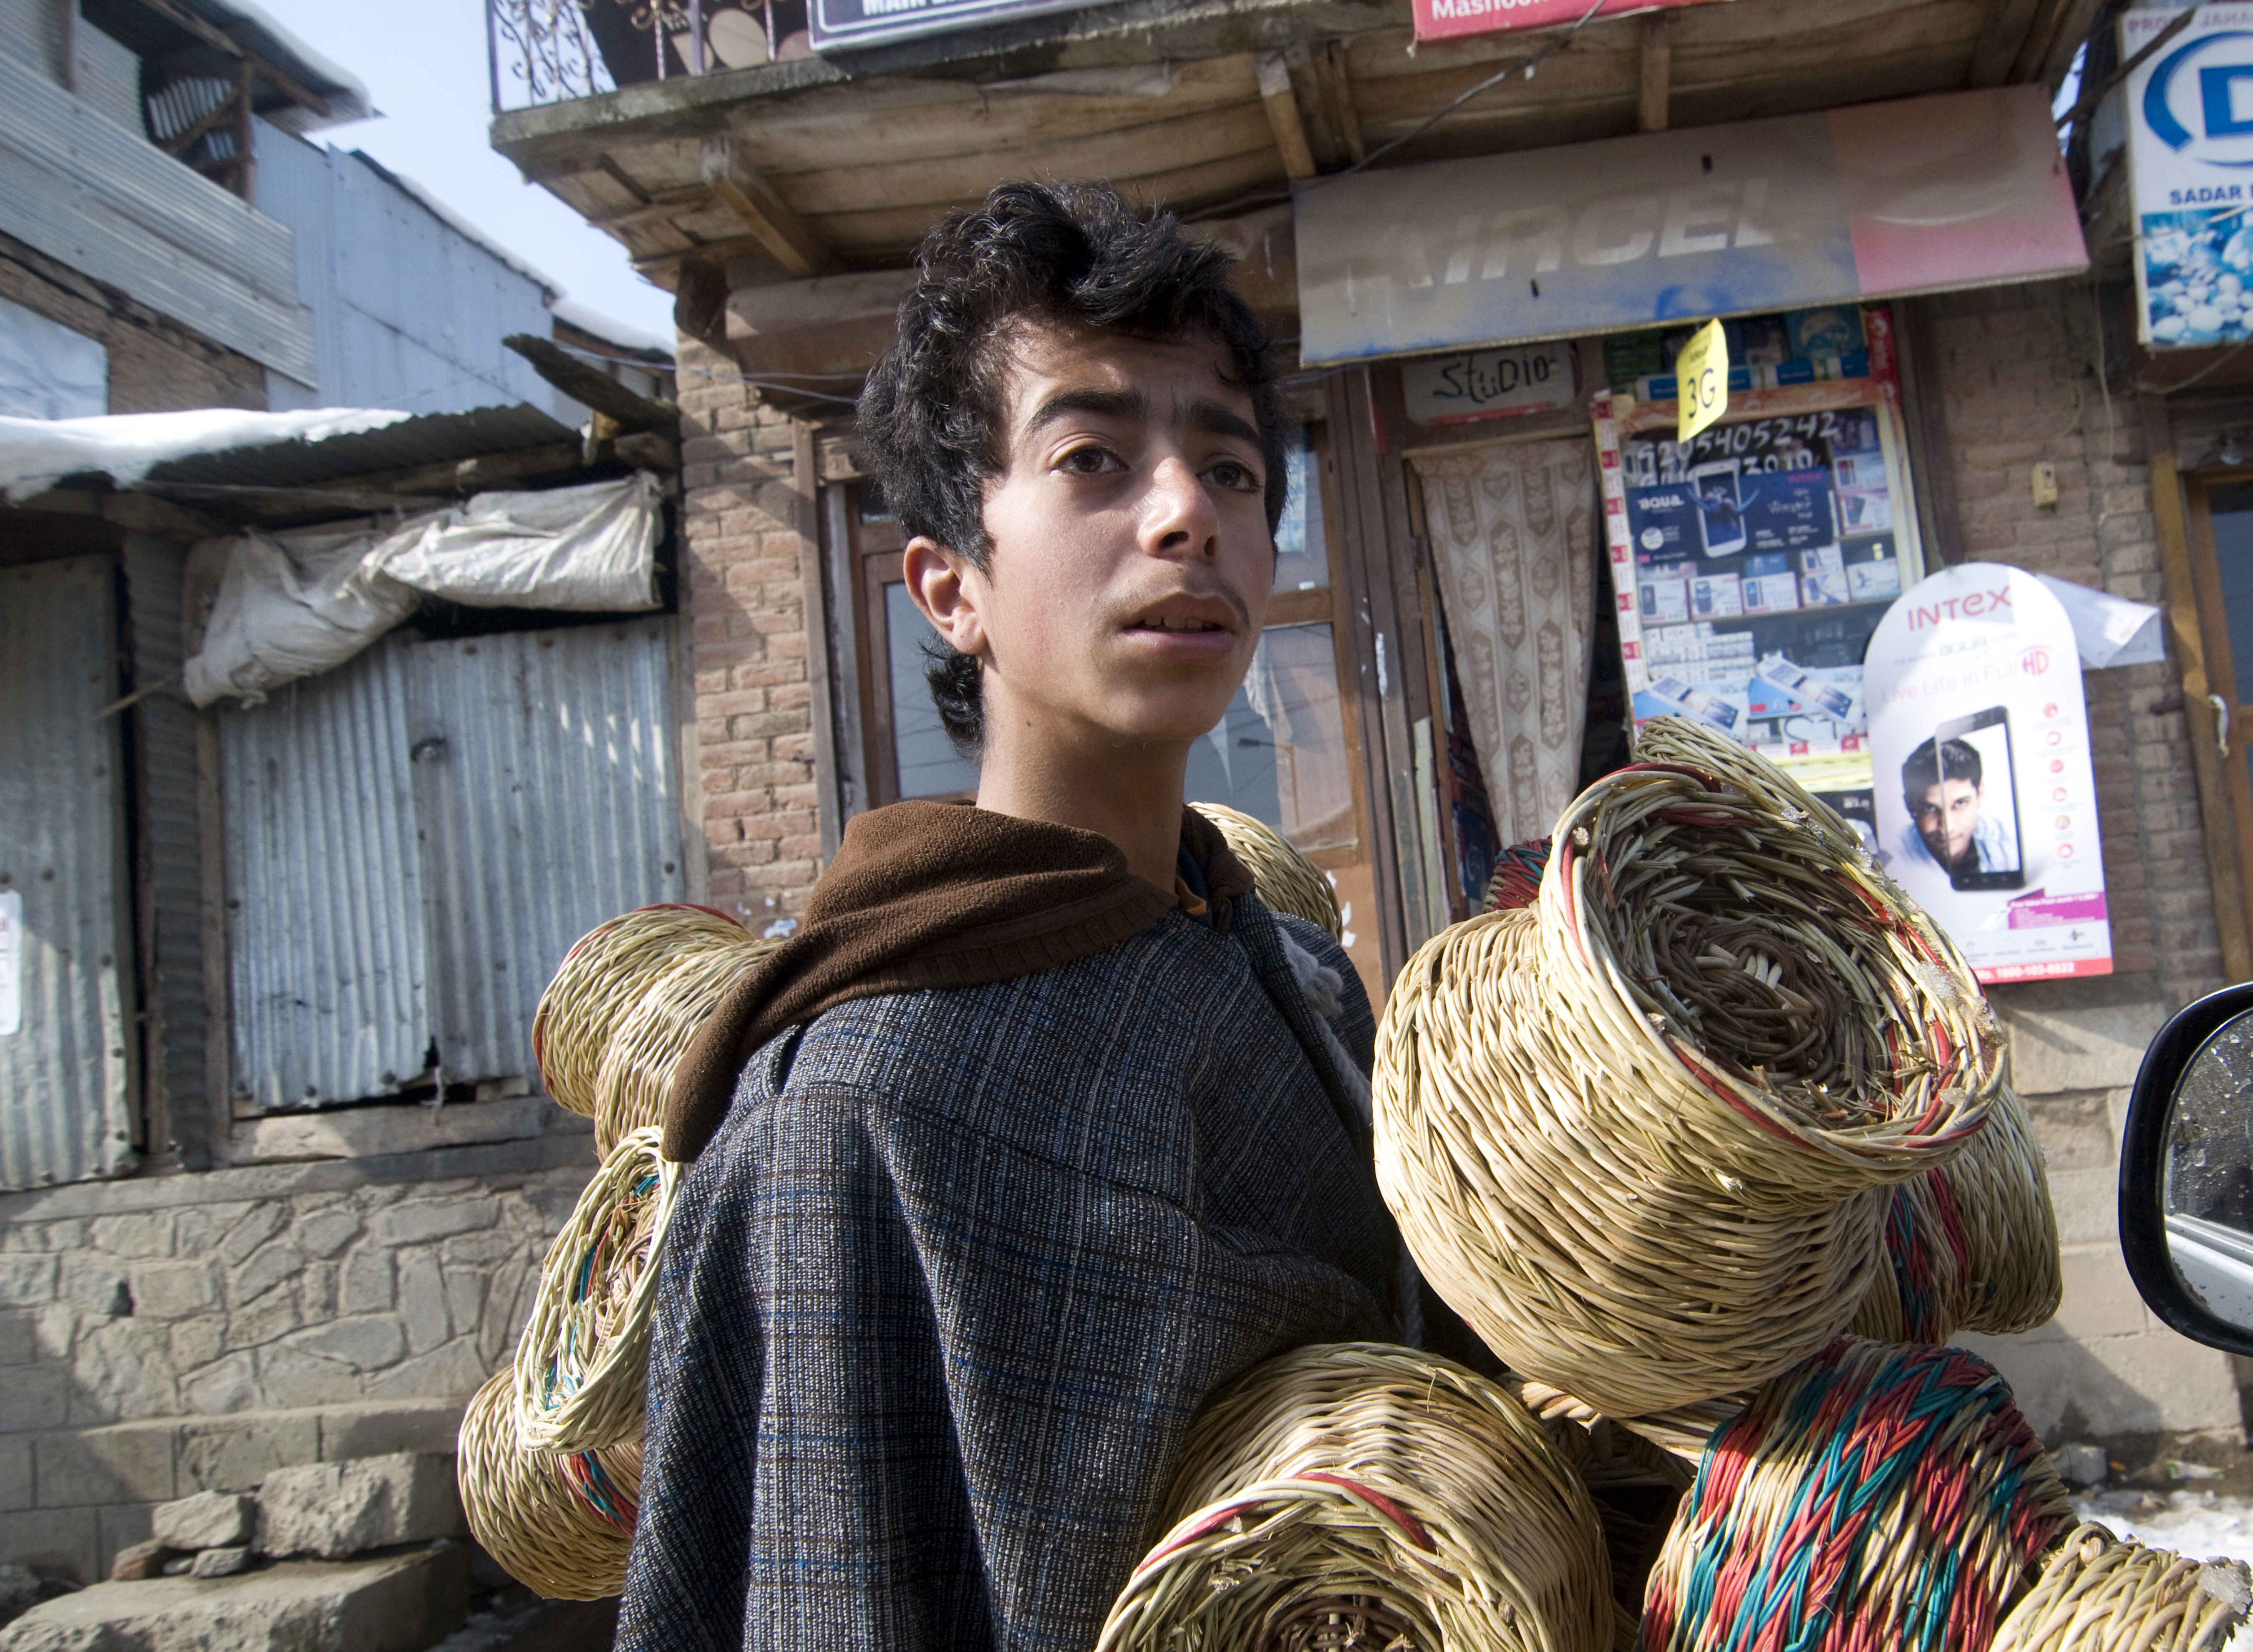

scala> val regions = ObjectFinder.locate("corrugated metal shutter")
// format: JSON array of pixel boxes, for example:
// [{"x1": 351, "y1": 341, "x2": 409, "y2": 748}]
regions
[
  {"x1": 219, "y1": 620, "x2": 684, "y2": 1108},
  {"x1": 0, "y1": 555, "x2": 136, "y2": 1189},
  {"x1": 122, "y1": 536, "x2": 212, "y2": 1165},
  {"x1": 409, "y1": 622, "x2": 684, "y2": 1084},
  {"x1": 221, "y1": 637, "x2": 428, "y2": 1111}
]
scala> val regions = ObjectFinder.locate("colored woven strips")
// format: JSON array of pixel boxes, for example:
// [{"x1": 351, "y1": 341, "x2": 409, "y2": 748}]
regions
[
  {"x1": 1098, "y1": 1342, "x2": 1615, "y2": 1652},
  {"x1": 513, "y1": 1128, "x2": 678, "y2": 1454},
  {"x1": 1375, "y1": 715, "x2": 2002, "y2": 1415},
  {"x1": 1852, "y1": 1078, "x2": 2061, "y2": 1345},
  {"x1": 1484, "y1": 839, "x2": 1553, "y2": 912},
  {"x1": 1640, "y1": 1338, "x2": 2074, "y2": 1652},
  {"x1": 1991, "y1": 1522, "x2": 2252, "y2": 1652},
  {"x1": 1191, "y1": 802, "x2": 1342, "y2": 939}
]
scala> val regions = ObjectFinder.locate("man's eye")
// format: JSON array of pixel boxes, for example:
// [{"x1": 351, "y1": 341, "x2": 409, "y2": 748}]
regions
[
  {"x1": 1058, "y1": 447, "x2": 1120, "y2": 475},
  {"x1": 1209, "y1": 460, "x2": 1261, "y2": 491}
]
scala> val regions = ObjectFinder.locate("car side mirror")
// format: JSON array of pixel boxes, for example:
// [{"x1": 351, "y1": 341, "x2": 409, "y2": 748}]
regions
[{"x1": 2119, "y1": 980, "x2": 2253, "y2": 1356}]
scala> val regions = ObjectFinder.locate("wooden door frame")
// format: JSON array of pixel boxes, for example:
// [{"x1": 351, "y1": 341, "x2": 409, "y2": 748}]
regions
[{"x1": 2159, "y1": 443, "x2": 2253, "y2": 980}]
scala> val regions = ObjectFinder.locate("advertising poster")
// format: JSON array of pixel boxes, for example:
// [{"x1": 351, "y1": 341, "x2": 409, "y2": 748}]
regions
[
  {"x1": 2124, "y1": 7, "x2": 2253, "y2": 348},
  {"x1": 1864, "y1": 564, "x2": 2112, "y2": 982},
  {"x1": 1622, "y1": 399, "x2": 1906, "y2": 748}
]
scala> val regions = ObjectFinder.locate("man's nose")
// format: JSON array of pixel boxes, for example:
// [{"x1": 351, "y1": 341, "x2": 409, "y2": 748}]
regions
[{"x1": 1142, "y1": 455, "x2": 1217, "y2": 555}]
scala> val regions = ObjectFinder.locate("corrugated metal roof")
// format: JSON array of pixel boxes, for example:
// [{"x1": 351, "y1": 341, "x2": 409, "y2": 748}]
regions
[
  {"x1": 147, "y1": 403, "x2": 578, "y2": 490},
  {"x1": 410, "y1": 621, "x2": 685, "y2": 1083},
  {"x1": 0, "y1": 555, "x2": 137, "y2": 1190}
]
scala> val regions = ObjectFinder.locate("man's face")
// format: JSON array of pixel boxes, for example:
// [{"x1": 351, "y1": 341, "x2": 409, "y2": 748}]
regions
[
  {"x1": 1913, "y1": 777, "x2": 1983, "y2": 864},
  {"x1": 922, "y1": 323, "x2": 1274, "y2": 758}
]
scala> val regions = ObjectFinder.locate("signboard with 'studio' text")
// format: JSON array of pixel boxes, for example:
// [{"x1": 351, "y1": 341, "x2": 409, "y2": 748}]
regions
[{"x1": 1864, "y1": 564, "x2": 2111, "y2": 982}]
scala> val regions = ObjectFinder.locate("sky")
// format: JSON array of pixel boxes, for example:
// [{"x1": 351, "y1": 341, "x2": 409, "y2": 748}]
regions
[{"x1": 251, "y1": 0, "x2": 678, "y2": 345}]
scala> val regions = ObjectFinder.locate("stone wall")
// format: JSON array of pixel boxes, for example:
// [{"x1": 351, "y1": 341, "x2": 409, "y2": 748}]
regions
[
  {"x1": 1915, "y1": 279, "x2": 2242, "y2": 1440},
  {"x1": 675, "y1": 332, "x2": 823, "y2": 935},
  {"x1": 0, "y1": 1133, "x2": 594, "y2": 1586},
  {"x1": 0, "y1": 230, "x2": 268, "y2": 416}
]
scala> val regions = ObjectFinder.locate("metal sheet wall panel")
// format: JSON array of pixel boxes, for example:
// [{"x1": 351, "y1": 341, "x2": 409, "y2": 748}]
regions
[
  {"x1": 0, "y1": 556, "x2": 136, "y2": 1189},
  {"x1": 408, "y1": 622, "x2": 684, "y2": 1084},
  {"x1": 0, "y1": 54, "x2": 314, "y2": 383},
  {"x1": 250, "y1": 121, "x2": 558, "y2": 415},
  {"x1": 221, "y1": 638, "x2": 428, "y2": 1110},
  {"x1": 122, "y1": 536, "x2": 212, "y2": 1165}
]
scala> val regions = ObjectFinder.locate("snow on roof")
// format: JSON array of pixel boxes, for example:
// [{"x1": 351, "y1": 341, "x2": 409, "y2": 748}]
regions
[
  {"x1": 350, "y1": 153, "x2": 563, "y2": 300},
  {"x1": 0, "y1": 408, "x2": 413, "y2": 503},
  {"x1": 551, "y1": 298, "x2": 676, "y2": 360},
  {"x1": 185, "y1": 0, "x2": 373, "y2": 131}
]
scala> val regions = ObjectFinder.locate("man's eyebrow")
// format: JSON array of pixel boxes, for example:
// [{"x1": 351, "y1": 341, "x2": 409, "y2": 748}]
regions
[
  {"x1": 1184, "y1": 398, "x2": 1261, "y2": 448},
  {"x1": 1023, "y1": 387, "x2": 1146, "y2": 434}
]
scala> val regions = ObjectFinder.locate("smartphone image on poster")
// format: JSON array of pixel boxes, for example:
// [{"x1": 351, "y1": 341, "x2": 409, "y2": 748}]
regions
[
  {"x1": 1922, "y1": 706, "x2": 2025, "y2": 891},
  {"x1": 1647, "y1": 675, "x2": 1740, "y2": 733},
  {"x1": 1688, "y1": 461, "x2": 1748, "y2": 559}
]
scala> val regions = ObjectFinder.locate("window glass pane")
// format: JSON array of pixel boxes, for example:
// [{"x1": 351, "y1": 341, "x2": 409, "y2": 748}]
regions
[
  {"x1": 1273, "y1": 426, "x2": 1328, "y2": 594},
  {"x1": 885, "y1": 582, "x2": 978, "y2": 798},
  {"x1": 1185, "y1": 622, "x2": 1355, "y2": 853}
]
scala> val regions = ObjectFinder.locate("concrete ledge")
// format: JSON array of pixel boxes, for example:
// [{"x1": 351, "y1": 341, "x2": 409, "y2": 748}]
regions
[
  {"x1": 0, "y1": 1543, "x2": 469, "y2": 1652},
  {"x1": 0, "y1": 1134, "x2": 596, "y2": 1224},
  {"x1": 229, "y1": 1101, "x2": 588, "y2": 1167}
]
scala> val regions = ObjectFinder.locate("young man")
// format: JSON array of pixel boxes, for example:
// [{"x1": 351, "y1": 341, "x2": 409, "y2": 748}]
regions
[{"x1": 617, "y1": 182, "x2": 1411, "y2": 1650}]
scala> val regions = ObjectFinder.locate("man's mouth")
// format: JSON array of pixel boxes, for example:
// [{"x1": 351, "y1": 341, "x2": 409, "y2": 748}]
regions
[{"x1": 1131, "y1": 617, "x2": 1227, "y2": 634}]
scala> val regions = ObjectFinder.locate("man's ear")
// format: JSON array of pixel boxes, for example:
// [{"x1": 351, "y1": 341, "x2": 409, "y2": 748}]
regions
[{"x1": 903, "y1": 536, "x2": 986, "y2": 660}]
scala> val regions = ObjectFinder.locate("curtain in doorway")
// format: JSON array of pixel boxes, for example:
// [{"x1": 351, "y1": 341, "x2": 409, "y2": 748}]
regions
[{"x1": 1413, "y1": 438, "x2": 1598, "y2": 851}]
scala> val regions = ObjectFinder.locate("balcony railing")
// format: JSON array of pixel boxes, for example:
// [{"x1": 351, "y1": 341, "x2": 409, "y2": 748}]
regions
[{"x1": 489, "y1": 1, "x2": 784, "y2": 113}]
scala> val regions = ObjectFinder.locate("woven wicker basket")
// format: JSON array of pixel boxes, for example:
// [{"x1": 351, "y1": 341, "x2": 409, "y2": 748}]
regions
[
  {"x1": 1098, "y1": 1342, "x2": 1614, "y2": 1652},
  {"x1": 1514, "y1": 1383, "x2": 1746, "y2": 1478},
  {"x1": 533, "y1": 904, "x2": 750, "y2": 1117},
  {"x1": 459, "y1": 1366, "x2": 642, "y2": 1600},
  {"x1": 1190, "y1": 802, "x2": 1342, "y2": 939},
  {"x1": 1374, "y1": 716, "x2": 2003, "y2": 1415},
  {"x1": 1853, "y1": 1076, "x2": 2062, "y2": 1345},
  {"x1": 513, "y1": 1127, "x2": 678, "y2": 1455},
  {"x1": 1639, "y1": 1337, "x2": 2075, "y2": 1652},
  {"x1": 1991, "y1": 1521, "x2": 2253, "y2": 1652}
]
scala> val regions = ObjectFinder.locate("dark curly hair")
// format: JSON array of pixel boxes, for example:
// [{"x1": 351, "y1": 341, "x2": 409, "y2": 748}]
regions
[{"x1": 858, "y1": 180, "x2": 1287, "y2": 759}]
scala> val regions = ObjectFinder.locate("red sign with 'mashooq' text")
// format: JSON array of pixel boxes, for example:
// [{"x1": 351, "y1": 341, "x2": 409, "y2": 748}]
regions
[{"x1": 1412, "y1": 0, "x2": 1717, "y2": 47}]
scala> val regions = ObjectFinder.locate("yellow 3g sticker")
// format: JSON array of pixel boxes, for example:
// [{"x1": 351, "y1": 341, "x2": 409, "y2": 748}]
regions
[{"x1": 1675, "y1": 319, "x2": 1728, "y2": 444}]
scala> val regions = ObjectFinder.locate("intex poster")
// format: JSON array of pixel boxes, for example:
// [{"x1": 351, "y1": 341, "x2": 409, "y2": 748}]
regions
[{"x1": 1864, "y1": 564, "x2": 2112, "y2": 982}]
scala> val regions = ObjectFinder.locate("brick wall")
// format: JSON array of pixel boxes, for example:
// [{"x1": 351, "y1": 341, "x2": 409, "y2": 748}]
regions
[
  {"x1": 675, "y1": 333, "x2": 822, "y2": 937},
  {"x1": 1918, "y1": 279, "x2": 2242, "y2": 1442},
  {"x1": 0, "y1": 230, "x2": 267, "y2": 416}
]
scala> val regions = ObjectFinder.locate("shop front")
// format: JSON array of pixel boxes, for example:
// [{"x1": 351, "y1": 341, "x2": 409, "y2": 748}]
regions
[{"x1": 490, "y1": 0, "x2": 2253, "y2": 1441}]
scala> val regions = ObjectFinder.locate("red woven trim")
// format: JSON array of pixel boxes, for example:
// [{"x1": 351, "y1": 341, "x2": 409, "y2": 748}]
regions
[{"x1": 1298, "y1": 1472, "x2": 1436, "y2": 1552}]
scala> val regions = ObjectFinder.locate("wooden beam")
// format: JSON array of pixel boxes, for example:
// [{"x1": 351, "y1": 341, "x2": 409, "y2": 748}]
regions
[
  {"x1": 1967, "y1": 0, "x2": 2048, "y2": 87},
  {"x1": 726, "y1": 267, "x2": 913, "y2": 382},
  {"x1": 1258, "y1": 52, "x2": 1318, "y2": 181},
  {"x1": 132, "y1": 0, "x2": 333, "y2": 116},
  {"x1": 700, "y1": 135, "x2": 827, "y2": 279},
  {"x1": 502, "y1": 332, "x2": 680, "y2": 430},
  {"x1": 1638, "y1": 13, "x2": 1672, "y2": 133},
  {"x1": 1323, "y1": 40, "x2": 1366, "y2": 164}
]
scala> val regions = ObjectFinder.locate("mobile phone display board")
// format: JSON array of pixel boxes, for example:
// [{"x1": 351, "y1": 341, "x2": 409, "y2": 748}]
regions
[
  {"x1": 1597, "y1": 305, "x2": 1920, "y2": 778},
  {"x1": 1864, "y1": 563, "x2": 2110, "y2": 982}
]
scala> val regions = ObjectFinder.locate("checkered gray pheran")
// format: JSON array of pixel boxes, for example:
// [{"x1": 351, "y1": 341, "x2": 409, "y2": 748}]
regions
[{"x1": 616, "y1": 899, "x2": 1404, "y2": 1650}]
